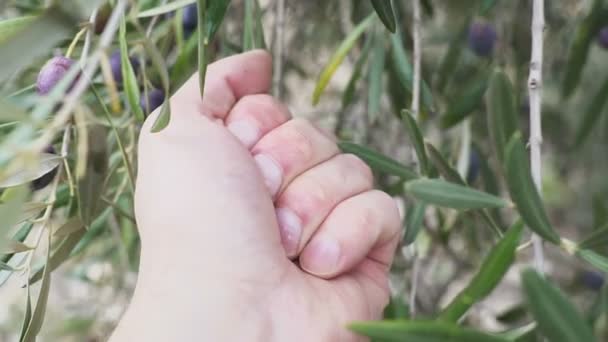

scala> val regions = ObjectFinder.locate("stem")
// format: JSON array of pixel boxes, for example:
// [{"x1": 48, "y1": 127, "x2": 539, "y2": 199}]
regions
[
  {"x1": 409, "y1": 0, "x2": 422, "y2": 318},
  {"x1": 411, "y1": 0, "x2": 421, "y2": 119},
  {"x1": 529, "y1": 0, "x2": 545, "y2": 272},
  {"x1": 272, "y1": 0, "x2": 285, "y2": 98}
]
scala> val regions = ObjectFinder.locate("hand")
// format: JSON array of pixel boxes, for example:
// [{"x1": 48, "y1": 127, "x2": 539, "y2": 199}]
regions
[{"x1": 110, "y1": 50, "x2": 401, "y2": 342}]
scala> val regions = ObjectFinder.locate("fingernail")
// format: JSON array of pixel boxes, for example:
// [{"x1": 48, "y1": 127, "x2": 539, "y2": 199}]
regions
[
  {"x1": 227, "y1": 120, "x2": 259, "y2": 148},
  {"x1": 302, "y1": 238, "x2": 341, "y2": 277},
  {"x1": 276, "y1": 207, "x2": 302, "y2": 256},
  {"x1": 254, "y1": 154, "x2": 282, "y2": 196}
]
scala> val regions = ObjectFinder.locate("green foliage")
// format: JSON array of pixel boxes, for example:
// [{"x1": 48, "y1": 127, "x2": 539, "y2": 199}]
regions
[{"x1": 1, "y1": 1, "x2": 608, "y2": 340}]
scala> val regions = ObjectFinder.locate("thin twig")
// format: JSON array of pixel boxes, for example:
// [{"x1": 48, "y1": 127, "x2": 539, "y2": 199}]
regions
[
  {"x1": 272, "y1": 0, "x2": 286, "y2": 98},
  {"x1": 411, "y1": 0, "x2": 421, "y2": 118},
  {"x1": 529, "y1": 0, "x2": 545, "y2": 273},
  {"x1": 409, "y1": 0, "x2": 422, "y2": 318}
]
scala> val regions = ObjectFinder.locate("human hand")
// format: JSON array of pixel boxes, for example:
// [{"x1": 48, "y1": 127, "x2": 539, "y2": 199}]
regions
[{"x1": 111, "y1": 50, "x2": 401, "y2": 342}]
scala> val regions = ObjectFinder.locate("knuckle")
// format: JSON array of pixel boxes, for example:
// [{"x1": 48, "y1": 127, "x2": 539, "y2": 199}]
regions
[
  {"x1": 300, "y1": 179, "x2": 333, "y2": 216},
  {"x1": 340, "y1": 154, "x2": 373, "y2": 186},
  {"x1": 281, "y1": 119, "x2": 316, "y2": 162}
]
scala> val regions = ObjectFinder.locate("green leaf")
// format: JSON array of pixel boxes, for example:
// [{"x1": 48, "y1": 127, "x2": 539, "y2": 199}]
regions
[
  {"x1": 198, "y1": 0, "x2": 209, "y2": 100},
  {"x1": 405, "y1": 178, "x2": 508, "y2": 210},
  {"x1": 441, "y1": 72, "x2": 489, "y2": 129},
  {"x1": 0, "y1": 16, "x2": 36, "y2": 44},
  {"x1": 435, "y1": 15, "x2": 470, "y2": 92},
  {"x1": 439, "y1": 220, "x2": 523, "y2": 322},
  {"x1": 29, "y1": 227, "x2": 86, "y2": 285},
  {"x1": 350, "y1": 320, "x2": 510, "y2": 342},
  {"x1": 312, "y1": 14, "x2": 375, "y2": 105},
  {"x1": 206, "y1": 0, "x2": 231, "y2": 39},
  {"x1": 119, "y1": 16, "x2": 144, "y2": 123},
  {"x1": 2, "y1": 223, "x2": 33, "y2": 264},
  {"x1": 425, "y1": 143, "x2": 465, "y2": 185},
  {"x1": 77, "y1": 125, "x2": 108, "y2": 226},
  {"x1": 578, "y1": 223, "x2": 608, "y2": 250},
  {"x1": 390, "y1": 32, "x2": 434, "y2": 112},
  {"x1": 53, "y1": 217, "x2": 84, "y2": 238},
  {"x1": 504, "y1": 133, "x2": 560, "y2": 244},
  {"x1": 0, "y1": 186, "x2": 29, "y2": 253},
  {"x1": 370, "y1": 0, "x2": 396, "y2": 33},
  {"x1": 480, "y1": 0, "x2": 500, "y2": 15},
  {"x1": 561, "y1": 0, "x2": 607, "y2": 98},
  {"x1": 22, "y1": 232, "x2": 52, "y2": 342},
  {"x1": 401, "y1": 110, "x2": 429, "y2": 174},
  {"x1": 18, "y1": 283, "x2": 32, "y2": 341},
  {"x1": 338, "y1": 142, "x2": 417, "y2": 180},
  {"x1": 573, "y1": 75, "x2": 608, "y2": 148},
  {"x1": 367, "y1": 30, "x2": 386, "y2": 123},
  {"x1": 141, "y1": 34, "x2": 172, "y2": 132},
  {"x1": 403, "y1": 201, "x2": 426, "y2": 245},
  {"x1": 578, "y1": 249, "x2": 608, "y2": 273},
  {"x1": 486, "y1": 69, "x2": 518, "y2": 163},
  {"x1": 521, "y1": 269, "x2": 596, "y2": 342},
  {"x1": 383, "y1": 297, "x2": 410, "y2": 320},
  {"x1": 0, "y1": 97, "x2": 29, "y2": 123},
  {"x1": 0, "y1": 6, "x2": 77, "y2": 82},
  {"x1": 0, "y1": 153, "x2": 61, "y2": 188},
  {"x1": 138, "y1": 0, "x2": 197, "y2": 18},
  {"x1": 243, "y1": 0, "x2": 255, "y2": 51},
  {"x1": 342, "y1": 38, "x2": 372, "y2": 109}
]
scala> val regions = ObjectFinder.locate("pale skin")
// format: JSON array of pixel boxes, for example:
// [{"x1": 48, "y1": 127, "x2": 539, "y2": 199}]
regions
[{"x1": 110, "y1": 50, "x2": 401, "y2": 341}]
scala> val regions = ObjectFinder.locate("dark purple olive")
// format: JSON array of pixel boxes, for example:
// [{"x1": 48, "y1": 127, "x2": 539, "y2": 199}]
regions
[
  {"x1": 598, "y1": 26, "x2": 608, "y2": 49},
  {"x1": 109, "y1": 50, "x2": 140, "y2": 85},
  {"x1": 580, "y1": 270, "x2": 604, "y2": 291},
  {"x1": 31, "y1": 146, "x2": 58, "y2": 191},
  {"x1": 36, "y1": 56, "x2": 76, "y2": 95},
  {"x1": 140, "y1": 88, "x2": 165, "y2": 114},
  {"x1": 182, "y1": 4, "x2": 198, "y2": 32},
  {"x1": 468, "y1": 22, "x2": 497, "y2": 57},
  {"x1": 466, "y1": 149, "x2": 481, "y2": 184}
]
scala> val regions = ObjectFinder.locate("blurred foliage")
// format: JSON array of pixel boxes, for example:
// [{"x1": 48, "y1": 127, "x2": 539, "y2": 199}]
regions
[{"x1": 1, "y1": 0, "x2": 608, "y2": 340}]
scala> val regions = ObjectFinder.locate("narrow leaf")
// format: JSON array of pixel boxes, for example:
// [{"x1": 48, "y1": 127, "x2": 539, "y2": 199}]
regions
[
  {"x1": 425, "y1": 142, "x2": 465, "y2": 185},
  {"x1": 138, "y1": 0, "x2": 197, "y2": 18},
  {"x1": 578, "y1": 249, "x2": 608, "y2": 273},
  {"x1": 440, "y1": 220, "x2": 523, "y2": 322},
  {"x1": 198, "y1": 0, "x2": 209, "y2": 100},
  {"x1": 0, "y1": 6, "x2": 76, "y2": 82},
  {"x1": 401, "y1": 109, "x2": 429, "y2": 174},
  {"x1": 119, "y1": 17, "x2": 144, "y2": 122},
  {"x1": 486, "y1": 69, "x2": 518, "y2": 163},
  {"x1": 342, "y1": 38, "x2": 372, "y2": 108},
  {"x1": 405, "y1": 178, "x2": 508, "y2": 210},
  {"x1": 435, "y1": 15, "x2": 471, "y2": 91},
  {"x1": 312, "y1": 14, "x2": 375, "y2": 105},
  {"x1": 140, "y1": 33, "x2": 172, "y2": 132},
  {"x1": 0, "y1": 153, "x2": 61, "y2": 188},
  {"x1": 350, "y1": 320, "x2": 510, "y2": 342},
  {"x1": 578, "y1": 222, "x2": 608, "y2": 250},
  {"x1": 561, "y1": 1, "x2": 607, "y2": 98},
  {"x1": 504, "y1": 133, "x2": 560, "y2": 244},
  {"x1": 573, "y1": 75, "x2": 608, "y2": 147},
  {"x1": 18, "y1": 283, "x2": 32, "y2": 340},
  {"x1": 367, "y1": 30, "x2": 385, "y2": 122},
  {"x1": 522, "y1": 269, "x2": 596, "y2": 342},
  {"x1": 441, "y1": 72, "x2": 489, "y2": 129},
  {"x1": 0, "y1": 186, "x2": 29, "y2": 253},
  {"x1": 22, "y1": 233, "x2": 52, "y2": 342},
  {"x1": 77, "y1": 125, "x2": 107, "y2": 226},
  {"x1": 370, "y1": 0, "x2": 396, "y2": 33},
  {"x1": 338, "y1": 142, "x2": 417, "y2": 180},
  {"x1": 390, "y1": 32, "x2": 434, "y2": 112},
  {"x1": 0, "y1": 16, "x2": 36, "y2": 44},
  {"x1": 403, "y1": 201, "x2": 426, "y2": 245}
]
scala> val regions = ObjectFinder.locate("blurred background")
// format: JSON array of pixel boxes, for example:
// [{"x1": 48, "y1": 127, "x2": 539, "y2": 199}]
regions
[{"x1": 1, "y1": 0, "x2": 608, "y2": 341}]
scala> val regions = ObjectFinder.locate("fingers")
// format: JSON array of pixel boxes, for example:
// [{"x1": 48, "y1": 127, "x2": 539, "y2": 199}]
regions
[
  {"x1": 146, "y1": 50, "x2": 272, "y2": 130},
  {"x1": 251, "y1": 118, "x2": 339, "y2": 197},
  {"x1": 275, "y1": 154, "x2": 373, "y2": 257},
  {"x1": 299, "y1": 190, "x2": 401, "y2": 279},
  {"x1": 225, "y1": 94, "x2": 292, "y2": 149}
]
